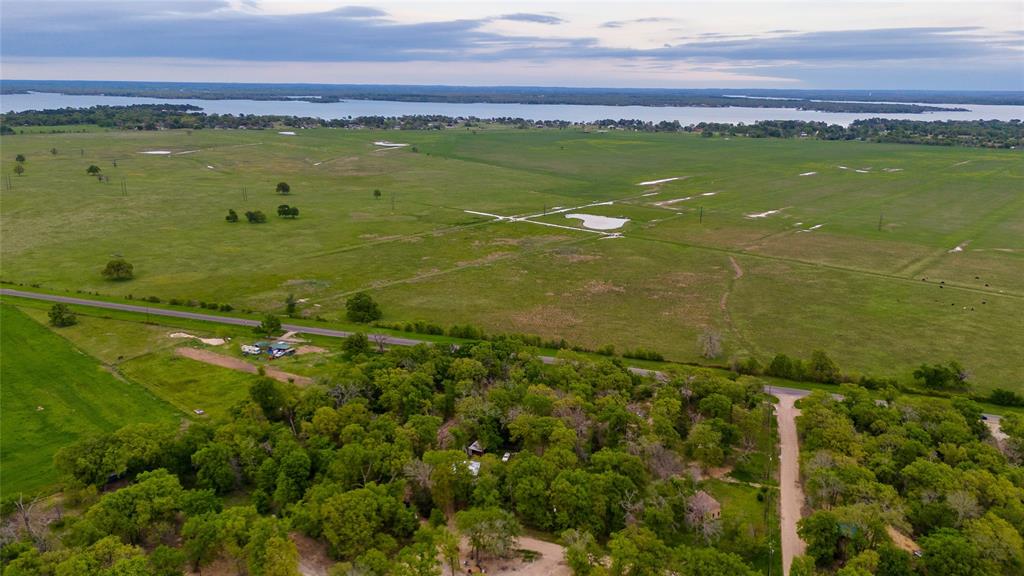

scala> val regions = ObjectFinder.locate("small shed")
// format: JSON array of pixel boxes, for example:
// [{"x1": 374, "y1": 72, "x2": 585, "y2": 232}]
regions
[
  {"x1": 688, "y1": 490, "x2": 722, "y2": 520},
  {"x1": 466, "y1": 440, "x2": 485, "y2": 456}
]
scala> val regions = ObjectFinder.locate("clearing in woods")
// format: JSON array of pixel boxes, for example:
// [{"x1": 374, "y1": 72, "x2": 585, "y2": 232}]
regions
[{"x1": 1, "y1": 127, "x2": 1021, "y2": 391}]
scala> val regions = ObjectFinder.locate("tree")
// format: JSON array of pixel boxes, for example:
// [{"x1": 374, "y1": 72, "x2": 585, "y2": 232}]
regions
[
  {"x1": 455, "y1": 507, "x2": 521, "y2": 563},
  {"x1": 698, "y1": 328, "x2": 722, "y2": 359},
  {"x1": 192, "y1": 442, "x2": 237, "y2": 494},
  {"x1": 346, "y1": 292, "x2": 382, "y2": 323},
  {"x1": 278, "y1": 204, "x2": 292, "y2": 218},
  {"x1": 226, "y1": 209, "x2": 239, "y2": 222},
  {"x1": 342, "y1": 332, "x2": 371, "y2": 356},
  {"x1": 246, "y1": 210, "x2": 268, "y2": 223},
  {"x1": 798, "y1": 510, "x2": 841, "y2": 565},
  {"x1": 50, "y1": 147, "x2": 58, "y2": 155},
  {"x1": 288, "y1": 206, "x2": 299, "y2": 218},
  {"x1": 102, "y1": 258, "x2": 134, "y2": 280},
  {"x1": 913, "y1": 361, "x2": 970, "y2": 391},
  {"x1": 608, "y1": 526, "x2": 669, "y2": 576},
  {"x1": 437, "y1": 527, "x2": 461, "y2": 576},
  {"x1": 276, "y1": 182, "x2": 291, "y2": 194},
  {"x1": 374, "y1": 189, "x2": 382, "y2": 200},
  {"x1": 15, "y1": 153, "x2": 26, "y2": 163},
  {"x1": 86, "y1": 164, "x2": 101, "y2": 175},
  {"x1": 256, "y1": 314, "x2": 282, "y2": 335},
  {"x1": 562, "y1": 529, "x2": 601, "y2": 576},
  {"x1": 48, "y1": 303, "x2": 78, "y2": 327},
  {"x1": 808, "y1": 350, "x2": 840, "y2": 383},
  {"x1": 919, "y1": 528, "x2": 981, "y2": 576},
  {"x1": 182, "y1": 513, "x2": 224, "y2": 571},
  {"x1": 13, "y1": 163, "x2": 24, "y2": 176}
]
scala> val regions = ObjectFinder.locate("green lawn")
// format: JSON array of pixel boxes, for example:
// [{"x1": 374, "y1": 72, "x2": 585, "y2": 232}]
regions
[
  {"x1": 0, "y1": 305, "x2": 181, "y2": 495},
  {"x1": 2, "y1": 127, "x2": 1020, "y2": 391}
]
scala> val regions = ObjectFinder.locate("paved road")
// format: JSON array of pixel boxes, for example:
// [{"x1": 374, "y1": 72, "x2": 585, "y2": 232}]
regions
[{"x1": 0, "y1": 288, "x2": 426, "y2": 346}]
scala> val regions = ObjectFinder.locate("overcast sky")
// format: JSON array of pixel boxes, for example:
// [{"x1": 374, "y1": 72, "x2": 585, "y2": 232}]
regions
[{"x1": 2, "y1": 0, "x2": 1022, "y2": 89}]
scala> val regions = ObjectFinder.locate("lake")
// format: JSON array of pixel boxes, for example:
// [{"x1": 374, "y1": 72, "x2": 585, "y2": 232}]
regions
[{"x1": 2, "y1": 91, "x2": 1022, "y2": 125}]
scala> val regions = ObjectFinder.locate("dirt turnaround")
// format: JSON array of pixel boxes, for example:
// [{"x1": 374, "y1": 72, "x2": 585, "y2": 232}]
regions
[{"x1": 175, "y1": 347, "x2": 313, "y2": 386}]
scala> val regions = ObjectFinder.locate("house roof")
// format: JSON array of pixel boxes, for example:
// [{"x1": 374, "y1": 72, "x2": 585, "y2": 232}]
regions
[
  {"x1": 468, "y1": 440, "x2": 484, "y2": 452},
  {"x1": 689, "y1": 490, "x2": 721, "y2": 513}
]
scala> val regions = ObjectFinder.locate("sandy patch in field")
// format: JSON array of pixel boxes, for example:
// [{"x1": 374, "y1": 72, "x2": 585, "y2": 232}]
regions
[
  {"x1": 169, "y1": 332, "x2": 226, "y2": 346},
  {"x1": 373, "y1": 141, "x2": 409, "y2": 147},
  {"x1": 637, "y1": 176, "x2": 682, "y2": 186},
  {"x1": 140, "y1": 150, "x2": 172, "y2": 155},
  {"x1": 554, "y1": 251, "x2": 601, "y2": 263},
  {"x1": 565, "y1": 213, "x2": 629, "y2": 230},
  {"x1": 799, "y1": 171, "x2": 817, "y2": 176},
  {"x1": 746, "y1": 209, "x2": 783, "y2": 219},
  {"x1": 278, "y1": 131, "x2": 297, "y2": 136},
  {"x1": 296, "y1": 345, "x2": 327, "y2": 355},
  {"x1": 582, "y1": 280, "x2": 625, "y2": 294}
]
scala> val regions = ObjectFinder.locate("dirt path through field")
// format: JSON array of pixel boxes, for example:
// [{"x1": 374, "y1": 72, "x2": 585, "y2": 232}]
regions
[
  {"x1": 175, "y1": 347, "x2": 313, "y2": 386},
  {"x1": 776, "y1": 388, "x2": 808, "y2": 575}
]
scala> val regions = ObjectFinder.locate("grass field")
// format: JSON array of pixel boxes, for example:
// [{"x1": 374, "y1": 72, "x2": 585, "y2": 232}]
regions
[
  {"x1": 2, "y1": 127, "x2": 1021, "y2": 391},
  {"x1": 0, "y1": 305, "x2": 181, "y2": 495}
]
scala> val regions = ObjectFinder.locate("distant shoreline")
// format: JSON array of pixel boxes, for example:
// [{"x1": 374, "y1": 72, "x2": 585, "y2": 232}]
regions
[{"x1": 6, "y1": 79, "x2": 1020, "y2": 112}]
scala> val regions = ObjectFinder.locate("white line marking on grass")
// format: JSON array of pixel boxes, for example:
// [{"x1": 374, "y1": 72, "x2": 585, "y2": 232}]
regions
[
  {"x1": 206, "y1": 165, "x2": 215, "y2": 169},
  {"x1": 373, "y1": 141, "x2": 409, "y2": 147},
  {"x1": 313, "y1": 161, "x2": 323, "y2": 166},
  {"x1": 175, "y1": 150, "x2": 201, "y2": 155},
  {"x1": 702, "y1": 192, "x2": 717, "y2": 196},
  {"x1": 948, "y1": 240, "x2": 969, "y2": 253},
  {"x1": 655, "y1": 197, "x2": 692, "y2": 207},
  {"x1": 855, "y1": 169, "x2": 870, "y2": 173},
  {"x1": 746, "y1": 209, "x2": 783, "y2": 219},
  {"x1": 797, "y1": 224, "x2": 824, "y2": 232},
  {"x1": 837, "y1": 165, "x2": 849, "y2": 170},
  {"x1": 278, "y1": 131, "x2": 297, "y2": 135},
  {"x1": 637, "y1": 177, "x2": 681, "y2": 186},
  {"x1": 799, "y1": 171, "x2": 817, "y2": 176},
  {"x1": 140, "y1": 150, "x2": 172, "y2": 155},
  {"x1": 883, "y1": 168, "x2": 904, "y2": 172},
  {"x1": 951, "y1": 160, "x2": 971, "y2": 167},
  {"x1": 642, "y1": 192, "x2": 659, "y2": 197}
]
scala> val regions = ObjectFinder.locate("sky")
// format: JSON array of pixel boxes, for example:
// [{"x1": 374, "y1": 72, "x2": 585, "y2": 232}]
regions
[{"x1": 1, "y1": 0, "x2": 1022, "y2": 90}]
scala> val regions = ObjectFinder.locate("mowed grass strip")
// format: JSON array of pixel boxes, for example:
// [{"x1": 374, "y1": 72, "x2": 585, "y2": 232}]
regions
[{"x1": 0, "y1": 305, "x2": 180, "y2": 494}]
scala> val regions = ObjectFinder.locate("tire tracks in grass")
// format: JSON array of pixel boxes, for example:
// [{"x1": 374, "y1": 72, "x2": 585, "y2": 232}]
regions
[
  {"x1": 629, "y1": 233, "x2": 1024, "y2": 300},
  {"x1": 719, "y1": 255, "x2": 760, "y2": 357}
]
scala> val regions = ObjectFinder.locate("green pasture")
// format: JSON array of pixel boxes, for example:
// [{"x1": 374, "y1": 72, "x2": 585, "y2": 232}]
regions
[
  {"x1": 2, "y1": 127, "x2": 1021, "y2": 391},
  {"x1": 0, "y1": 305, "x2": 180, "y2": 495}
]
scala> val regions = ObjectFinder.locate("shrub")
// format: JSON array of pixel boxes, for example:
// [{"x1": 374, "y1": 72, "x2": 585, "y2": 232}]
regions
[
  {"x1": 623, "y1": 348, "x2": 664, "y2": 361},
  {"x1": 989, "y1": 388, "x2": 1024, "y2": 407}
]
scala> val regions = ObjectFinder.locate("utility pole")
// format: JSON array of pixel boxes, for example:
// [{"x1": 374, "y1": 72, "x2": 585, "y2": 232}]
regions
[
  {"x1": 699, "y1": 206, "x2": 704, "y2": 224},
  {"x1": 391, "y1": 191, "x2": 395, "y2": 212},
  {"x1": 878, "y1": 213, "x2": 883, "y2": 232}
]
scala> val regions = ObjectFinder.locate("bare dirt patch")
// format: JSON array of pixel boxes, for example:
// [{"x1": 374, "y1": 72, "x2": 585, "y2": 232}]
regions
[
  {"x1": 295, "y1": 345, "x2": 327, "y2": 355},
  {"x1": 582, "y1": 280, "x2": 625, "y2": 295},
  {"x1": 175, "y1": 348, "x2": 312, "y2": 386},
  {"x1": 510, "y1": 305, "x2": 582, "y2": 332},
  {"x1": 291, "y1": 532, "x2": 334, "y2": 576}
]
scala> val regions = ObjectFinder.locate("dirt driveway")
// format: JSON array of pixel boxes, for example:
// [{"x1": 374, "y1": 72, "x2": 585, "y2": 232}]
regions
[
  {"x1": 775, "y1": 388, "x2": 808, "y2": 575},
  {"x1": 175, "y1": 347, "x2": 313, "y2": 386}
]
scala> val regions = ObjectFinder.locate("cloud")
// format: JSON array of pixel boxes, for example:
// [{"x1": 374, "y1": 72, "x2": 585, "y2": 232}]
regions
[
  {"x1": 495, "y1": 13, "x2": 564, "y2": 25},
  {"x1": 0, "y1": 2, "x2": 1019, "y2": 89},
  {"x1": 601, "y1": 17, "x2": 673, "y2": 29}
]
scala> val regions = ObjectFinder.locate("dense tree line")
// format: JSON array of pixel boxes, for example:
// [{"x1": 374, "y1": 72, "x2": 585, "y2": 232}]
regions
[
  {"x1": 4, "y1": 105, "x2": 1019, "y2": 148},
  {"x1": 2, "y1": 339, "x2": 780, "y2": 575},
  {"x1": 792, "y1": 387, "x2": 1024, "y2": 575}
]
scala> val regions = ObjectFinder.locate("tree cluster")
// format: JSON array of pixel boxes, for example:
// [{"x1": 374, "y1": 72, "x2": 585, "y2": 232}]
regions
[{"x1": 794, "y1": 387, "x2": 1024, "y2": 575}]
